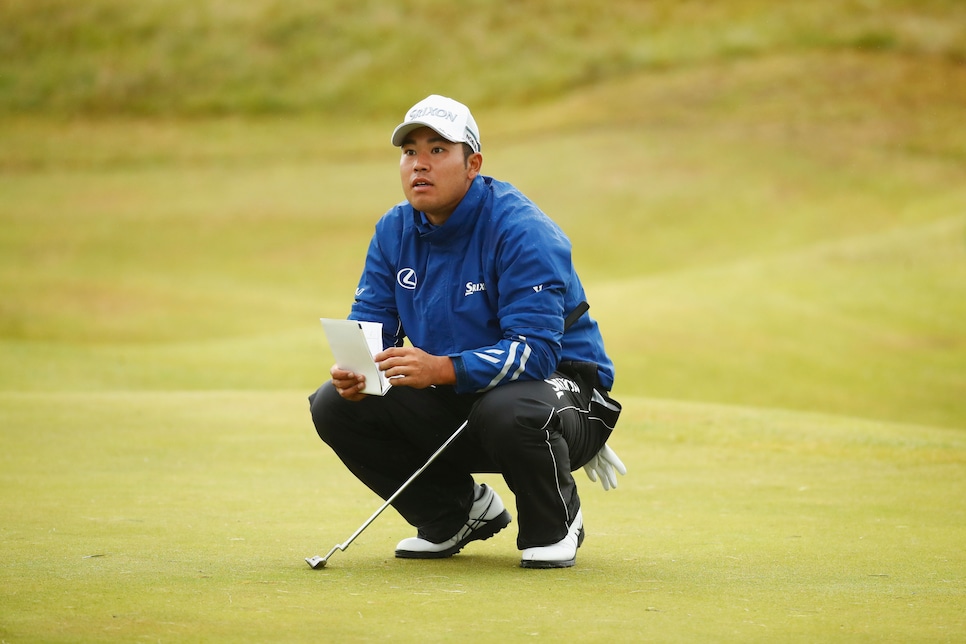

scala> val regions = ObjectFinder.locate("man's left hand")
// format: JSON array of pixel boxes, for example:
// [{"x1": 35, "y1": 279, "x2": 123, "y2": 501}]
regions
[{"x1": 583, "y1": 444, "x2": 627, "y2": 491}]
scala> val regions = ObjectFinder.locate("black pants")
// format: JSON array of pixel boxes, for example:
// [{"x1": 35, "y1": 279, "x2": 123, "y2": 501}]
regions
[{"x1": 309, "y1": 369, "x2": 620, "y2": 549}]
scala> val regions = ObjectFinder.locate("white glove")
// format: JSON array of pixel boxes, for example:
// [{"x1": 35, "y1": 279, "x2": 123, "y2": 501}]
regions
[{"x1": 583, "y1": 444, "x2": 627, "y2": 491}]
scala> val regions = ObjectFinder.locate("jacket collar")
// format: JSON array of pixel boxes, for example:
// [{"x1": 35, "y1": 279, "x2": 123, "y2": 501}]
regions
[{"x1": 411, "y1": 175, "x2": 488, "y2": 243}]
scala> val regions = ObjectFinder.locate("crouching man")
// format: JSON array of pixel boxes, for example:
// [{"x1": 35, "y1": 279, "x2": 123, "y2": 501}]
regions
[{"x1": 310, "y1": 95, "x2": 624, "y2": 568}]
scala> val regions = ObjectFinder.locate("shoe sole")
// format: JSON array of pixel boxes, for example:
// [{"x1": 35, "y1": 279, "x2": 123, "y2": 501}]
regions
[
  {"x1": 520, "y1": 557, "x2": 576, "y2": 569},
  {"x1": 395, "y1": 509, "x2": 512, "y2": 559}
]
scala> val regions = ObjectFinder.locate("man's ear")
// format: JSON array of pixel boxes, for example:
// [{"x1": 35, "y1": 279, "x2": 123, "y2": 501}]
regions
[{"x1": 467, "y1": 152, "x2": 483, "y2": 178}]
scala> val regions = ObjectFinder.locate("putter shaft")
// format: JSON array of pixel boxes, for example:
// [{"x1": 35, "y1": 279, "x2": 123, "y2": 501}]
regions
[{"x1": 306, "y1": 419, "x2": 470, "y2": 568}]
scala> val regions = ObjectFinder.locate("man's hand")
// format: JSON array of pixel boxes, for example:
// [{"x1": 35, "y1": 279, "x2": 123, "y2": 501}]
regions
[
  {"x1": 583, "y1": 444, "x2": 627, "y2": 491},
  {"x1": 374, "y1": 346, "x2": 456, "y2": 389},
  {"x1": 330, "y1": 365, "x2": 367, "y2": 401}
]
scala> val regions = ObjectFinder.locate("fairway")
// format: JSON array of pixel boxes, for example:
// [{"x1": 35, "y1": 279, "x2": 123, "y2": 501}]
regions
[
  {"x1": 2, "y1": 1, "x2": 966, "y2": 641},
  {"x1": 2, "y1": 392, "x2": 963, "y2": 642}
]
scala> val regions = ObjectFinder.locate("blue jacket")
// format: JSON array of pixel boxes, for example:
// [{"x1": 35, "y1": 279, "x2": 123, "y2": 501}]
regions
[{"x1": 350, "y1": 174, "x2": 615, "y2": 394}]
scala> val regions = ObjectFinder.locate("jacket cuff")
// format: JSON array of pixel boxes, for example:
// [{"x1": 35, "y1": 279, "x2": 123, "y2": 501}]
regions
[{"x1": 449, "y1": 354, "x2": 471, "y2": 394}]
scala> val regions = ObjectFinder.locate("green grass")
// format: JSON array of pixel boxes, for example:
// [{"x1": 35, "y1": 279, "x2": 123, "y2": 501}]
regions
[
  {"x1": 2, "y1": 0, "x2": 966, "y2": 641},
  {"x1": 2, "y1": 50, "x2": 964, "y2": 426},
  {"x1": 2, "y1": 392, "x2": 963, "y2": 642},
  {"x1": 2, "y1": 0, "x2": 965, "y2": 117}
]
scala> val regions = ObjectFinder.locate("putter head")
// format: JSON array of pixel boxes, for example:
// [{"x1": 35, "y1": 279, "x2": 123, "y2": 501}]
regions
[
  {"x1": 305, "y1": 555, "x2": 327, "y2": 569},
  {"x1": 306, "y1": 544, "x2": 341, "y2": 569}
]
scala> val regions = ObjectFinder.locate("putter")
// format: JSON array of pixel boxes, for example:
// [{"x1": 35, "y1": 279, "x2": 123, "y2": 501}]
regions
[
  {"x1": 306, "y1": 419, "x2": 470, "y2": 569},
  {"x1": 306, "y1": 301, "x2": 589, "y2": 569}
]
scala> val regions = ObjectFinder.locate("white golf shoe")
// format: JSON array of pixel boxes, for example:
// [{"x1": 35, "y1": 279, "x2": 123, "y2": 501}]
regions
[
  {"x1": 395, "y1": 484, "x2": 511, "y2": 559},
  {"x1": 520, "y1": 509, "x2": 584, "y2": 569}
]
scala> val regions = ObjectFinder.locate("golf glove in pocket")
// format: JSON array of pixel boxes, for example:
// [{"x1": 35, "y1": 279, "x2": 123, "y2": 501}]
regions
[{"x1": 583, "y1": 443, "x2": 626, "y2": 491}]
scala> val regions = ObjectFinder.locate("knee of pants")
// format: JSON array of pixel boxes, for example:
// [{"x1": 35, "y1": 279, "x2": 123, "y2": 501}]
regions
[
  {"x1": 470, "y1": 392, "x2": 555, "y2": 448},
  {"x1": 308, "y1": 382, "x2": 344, "y2": 445}
]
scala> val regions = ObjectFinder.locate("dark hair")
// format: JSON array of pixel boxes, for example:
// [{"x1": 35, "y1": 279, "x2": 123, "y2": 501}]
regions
[{"x1": 461, "y1": 143, "x2": 476, "y2": 167}]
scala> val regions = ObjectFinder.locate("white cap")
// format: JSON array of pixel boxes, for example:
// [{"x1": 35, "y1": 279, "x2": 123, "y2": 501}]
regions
[{"x1": 391, "y1": 94, "x2": 481, "y2": 153}]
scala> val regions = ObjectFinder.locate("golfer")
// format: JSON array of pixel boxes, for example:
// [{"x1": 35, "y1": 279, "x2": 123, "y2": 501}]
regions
[{"x1": 309, "y1": 95, "x2": 624, "y2": 568}]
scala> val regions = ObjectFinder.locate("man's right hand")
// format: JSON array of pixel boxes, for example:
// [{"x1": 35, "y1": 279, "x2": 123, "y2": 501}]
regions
[{"x1": 330, "y1": 365, "x2": 367, "y2": 401}]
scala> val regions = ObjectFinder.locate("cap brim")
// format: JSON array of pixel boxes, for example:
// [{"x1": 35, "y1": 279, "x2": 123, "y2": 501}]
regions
[{"x1": 391, "y1": 121, "x2": 456, "y2": 147}]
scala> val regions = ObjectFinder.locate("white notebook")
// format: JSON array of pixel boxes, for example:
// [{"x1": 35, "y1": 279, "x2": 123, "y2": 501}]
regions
[{"x1": 319, "y1": 318, "x2": 392, "y2": 396}]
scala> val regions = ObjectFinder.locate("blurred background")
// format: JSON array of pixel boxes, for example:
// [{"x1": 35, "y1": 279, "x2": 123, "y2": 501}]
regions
[{"x1": 2, "y1": 0, "x2": 965, "y2": 428}]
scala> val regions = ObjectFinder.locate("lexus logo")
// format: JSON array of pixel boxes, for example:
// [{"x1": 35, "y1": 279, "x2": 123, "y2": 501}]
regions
[{"x1": 397, "y1": 268, "x2": 418, "y2": 290}]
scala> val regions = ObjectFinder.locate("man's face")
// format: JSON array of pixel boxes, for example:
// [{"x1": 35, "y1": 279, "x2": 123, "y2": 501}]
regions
[{"x1": 399, "y1": 126, "x2": 482, "y2": 226}]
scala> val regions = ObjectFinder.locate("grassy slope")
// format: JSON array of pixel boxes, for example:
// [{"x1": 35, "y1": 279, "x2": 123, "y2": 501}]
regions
[
  {"x1": 2, "y1": 51, "x2": 964, "y2": 428},
  {"x1": 2, "y1": 0, "x2": 965, "y2": 116},
  {"x1": 1, "y1": 391, "x2": 963, "y2": 642}
]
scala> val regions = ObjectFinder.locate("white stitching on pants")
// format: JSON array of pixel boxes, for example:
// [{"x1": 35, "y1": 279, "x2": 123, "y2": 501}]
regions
[{"x1": 541, "y1": 409, "x2": 571, "y2": 525}]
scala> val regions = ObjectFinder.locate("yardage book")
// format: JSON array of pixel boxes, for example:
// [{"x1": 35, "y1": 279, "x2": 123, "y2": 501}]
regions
[{"x1": 319, "y1": 318, "x2": 392, "y2": 396}]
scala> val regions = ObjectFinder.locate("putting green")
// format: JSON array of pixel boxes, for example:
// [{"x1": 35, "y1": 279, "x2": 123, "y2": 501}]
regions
[{"x1": 1, "y1": 391, "x2": 963, "y2": 642}]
